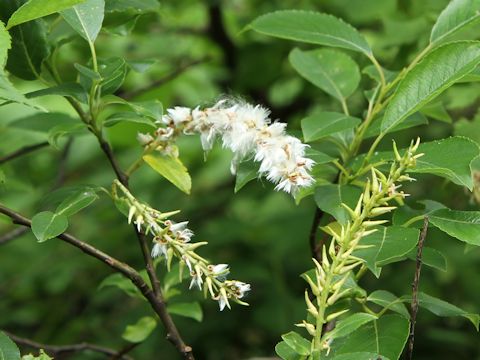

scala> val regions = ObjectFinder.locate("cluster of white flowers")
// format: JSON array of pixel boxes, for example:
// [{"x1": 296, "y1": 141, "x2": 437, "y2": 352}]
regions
[
  {"x1": 113, "y1": 180, "x2": 251, "y2": 311},
  {"x1": 138, "y1": 99, "x2": 315, "y2": 194}
]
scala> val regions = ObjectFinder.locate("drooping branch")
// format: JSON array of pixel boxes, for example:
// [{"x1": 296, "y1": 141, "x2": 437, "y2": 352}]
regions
[
  {"x1": 406, "y1": 216, "x2": 429, "y2": 360},
  {"x1": 4, "y1": 331, "x2": 135, "y2": 360},
  {"x1": 0, "y1": 142, "x2": 49, "y2": 165},
  {"x1": 0, "y1": 204, "x2": 193, "y2": 359}
]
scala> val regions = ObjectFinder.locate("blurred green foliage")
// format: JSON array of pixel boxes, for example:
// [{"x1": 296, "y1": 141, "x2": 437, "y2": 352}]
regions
[{"x1": 1, "y1": 0, "x2": 480, "y2": 359}]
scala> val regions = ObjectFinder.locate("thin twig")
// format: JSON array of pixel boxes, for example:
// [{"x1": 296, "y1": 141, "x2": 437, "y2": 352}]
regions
[
  {"x1": 0, "y1": 203, "x2": 193, "y2": 359},
  {"x1": 406, "y1": 216, "x2": 429, "y2": 360},
  {"x1": 0, "y1": 227, "x2": 28, "y2": 245},
  {"x1": 4, "y1": 331, "x2": 134, "y2": 360},
  {"x1": 120, "y1": 57, "x2": 210, "y2": 100},
  {"x1": 110, "y1": 343, "x2": 139, "y2": 360},
  {"x1": 54, "y1": 138, "x2": 73, "y2": 187},
  {"x1": 0, "y1": 142, "x2": 49, "y2": 165}
]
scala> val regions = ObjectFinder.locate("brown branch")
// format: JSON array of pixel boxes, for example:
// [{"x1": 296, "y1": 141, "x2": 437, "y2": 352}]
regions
[
  {"x1": 0, "y1": 204, "x2": 193, "y2": 359},
  {"x1": 120, "y1": 57, "x2": 210, "y2": 100},
  {"x1": 4, "y1": 331, "x2": 134, "y2": 360},
  {"x1": 406, "y1": 216, "x2": 429, "y2": 360},
  {"x1": 0, "y1": 227, "x2": 28, "y2": 245},
  {"x1": 0, "y1": 142, "x2": 49, "y2": 165}
]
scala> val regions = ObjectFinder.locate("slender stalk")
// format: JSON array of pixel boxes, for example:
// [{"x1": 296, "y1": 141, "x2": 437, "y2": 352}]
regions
[
  {"x1": 406, "y1": 216, "x2": 429, "y2": 360},
  {"x1": 5, "y1": 331, "x2": 134, "y2": 360},
  {"x1": 0, "y1": 203, "x2": 194, "y2": 359},
  {"x1": 0, "y1": 142, "x2": 49, "y2": 165}
]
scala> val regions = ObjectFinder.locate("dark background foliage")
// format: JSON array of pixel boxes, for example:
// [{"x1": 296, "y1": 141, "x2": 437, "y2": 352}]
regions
[{"x1": 1, "y1": 0, "x2": 479, "y2": 359}]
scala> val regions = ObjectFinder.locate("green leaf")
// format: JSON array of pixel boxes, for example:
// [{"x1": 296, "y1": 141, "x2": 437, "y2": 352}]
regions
[
  {"x1": 0, "y1": 73, "x2": 44, "y2": 110},
  {"x1": 31, "y1": 211, "x2": 68, "y2": 242},
  {"x1": 61, "y1": 0, "x2": 104, "y2": 43},
  {"x1": 55, "y1": 188, "x2": 98, "y2": 217},
  {"x1": 406, "y1": 246, "x2": 447, "y2": 272},
  {"x1": 392, "y1": 201, "x2": 446, "y2": 228},
  {"x1": 0, "y1": 20, "x2": 11, "y2": 68},
  {"x1": 21, "y1": 349, "x2": 52, "y2": 360},
  {"x1": 167, "y1": 302, "x2": 203, "y2": 322},
  {"x1": 281, "y1": 332, "x2": 311, "y2": 356},
  {"x1": 331, "y1": 353, "x2": 390, "y2": 360},
  {"x1": 420, "y1": 102, "x2": 452, "y2": 123},
  {"x1": 367, "y1": 290, "x2": 410, "y2": 318},
  {"x1": 74, "y1": 63, "x2": 101, "y2": 80},
  {"x1": 99, "y1": 57, "x2": 127, "y2": 94},
  {"x1": 353, "y1": 226, "x2": 420, "y2": 277},
  {"x1": 234, "y1": 160, "x2": 259, "y2": 193},
  {"x1": 26, "y1": 83, "x2": 88, "y2": 104},
  {"x1": 381, "y1": 42, "x2": 480, "y2": 133},
  {"x1": 302, "y1": 112, "x2": 361, "y2": 142},
  {"x1": 0, "y1": 0, "x2": 49, "y2": 80},
  {"x1": 326, "y1": 313, "x2": 377, "y2": 341},
  {"x1": 122, "y1": 316, "x2": 157, "y2": 343},
  {"x1": 98, "y1": 273, "x2": 143, "y2": 299},
  {"x1": 363, "y1": 112, "x2": 428, "y2": 139},
  {"x1": 414, "y1": 137, "x2": 479, "y2": 190},
  {"x1": 7, "y1": 0, "x2": 85, "y2": 29},
  {"x1": 105, "y1": 0, "x2": 159, "y2": 13},
  {"x1": 249, "y1": 10, "x2": 372, "y2": 56},
  {"x1": 429, "y1": 208, "x2": 480, "y2": 246},
  {"x1": 430, "y1": 0, "x2": 480, "y2": 45},
  {"x1": 103, "y1": 112, "x2": 155, "y2": 127},
  {"x1": 275, "y1": 341, "x2": 302, "y2": 360},
  {"x1": 143, "y1": 154, "x2": 191, "y2": 194},
  {"x1": 289, "y1": 48, "x2": 360, "y2": 101},
  {"x1": 405, "y1": 292, "x2": 479, "y2": 330},
  {"x1": 48, "y1": 122, "x2": 87, "y2": 149},
  {"x1": 305, "y1": 149, "x2": 336, "y2": 165},
  {"x1": 331, "y1": 315, "x2": 409, "y2": 360},
  {"x1": 0, "y1": 331, "x2": 20, "y2": 360},
  {"x1": 315, "y1": 184, "x2": 362, "y2": 225}
]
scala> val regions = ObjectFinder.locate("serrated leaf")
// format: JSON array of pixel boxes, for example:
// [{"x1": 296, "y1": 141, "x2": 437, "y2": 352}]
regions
[
  {"x1": 364, "y1": 112, "x2": 428, "y2": 139},
  {"x1": 281, "y1": 332, "x2": 311, "y2": 356},
  {"x1": 289, "y1": 48, "x2": 360, "y2": 101},
  {"x1": 0, "y1": 0, "x2": 49, "y2": 80},
  {"x1": 381, "y1": 42, "x2": 480, "y2": 133},
  {"x1": 249, "y1": 10, "x2": 372, "y2": 56},
  {"x1": 429, "y1": 208, "x2": 480, "y2": 246},
  {"x1": 167, "y1": 302, "x2": 203, "y2": 322},
  {"x1": 31, "y1": 211, "x2": 68, "y2": 242},
  {"x1": 420, "y1": 102, "x2": 452, "y2": 123},
  {"x1": 402, "y1": 292, "x2": 479, "y2": 330},
  {"x1": 7, "y1": 0, "x2": 85, "y2": 29},
  {"x1": 353, "y1": 226, "x2": 420, "y2": 277},
  {"x1": 414, "y1": 137, "x2": 479, "y2": 190},
  {"x1": 143, "y1": 154, "x2": 191, "y2": 194},
  {"x1": 326, "y1": 313, "x2": 377, "y2": 341},
  {"x1": 406, "y1": 246, "x2": 447, "y2": 272},
  {"x1": 275, "y1": 341, "x2": 302, "y2": 360},
  {"x1": 55, "y1": 188, "x2": 98, "y2": 216},
  {"x1": 0, "y1": 331, "x2": 20, "y2": 360},
  {"x1": 330, "y1": 315, "x2": 409, "y2": 360},
  {"x1": 302, "y1": 112, "x2": 361, "y2": 142},
  {"x1": 315, "y1": 184, "x2": 362, "y2": 225},
  {"x1": 367, "y1": 290, "x2": 410, "y2": 318},
  {"x1": 98, "y1": 57, "x2": 127, "y2": 94},
  {"x1": 61, "y1": 0, "x2": 104, "y2": 43},
  {"x1": 430, "y1": 0, "x2": 480, "y2": 45},
  {"x1": 122, "y1": 316, "x2": 157, "y2": 343}
]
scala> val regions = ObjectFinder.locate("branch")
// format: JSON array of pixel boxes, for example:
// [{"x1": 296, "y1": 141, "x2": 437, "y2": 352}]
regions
[
  {"x1": 0, "y1": 203, "x2": 193, "y2": 359},
  {"x1": 120, "y1": 57, "x2": 210, "y2": 100},
  {"x1": 0, "y1": 227, "x2": 28, "y2": 245},
  {"x1": 309, "y1": 208, "x2": 323, "y2": 261},
  {"x1": 4, "y1": 331, "x2": 135, "y2": 360},
  {"x1": 0, "y1": 142, "x2": 49, "y2": 165},
  {"x1": 406, "y1": 216, "x2": 429, "y2": 360}
]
